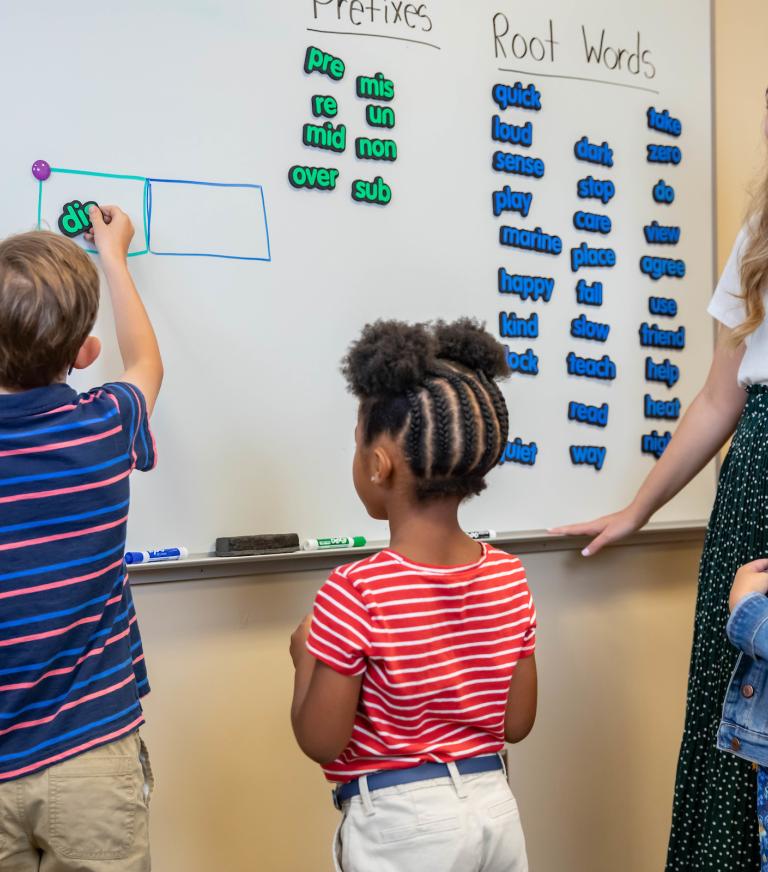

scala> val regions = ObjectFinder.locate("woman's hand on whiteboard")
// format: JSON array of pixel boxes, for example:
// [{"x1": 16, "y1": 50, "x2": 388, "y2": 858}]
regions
[
  {"x1": 84, "y1": 205, "x2": 134, "y2": 269},
  {"x1": 548, "y1": 504, "x2": 646, "y2": 557}
]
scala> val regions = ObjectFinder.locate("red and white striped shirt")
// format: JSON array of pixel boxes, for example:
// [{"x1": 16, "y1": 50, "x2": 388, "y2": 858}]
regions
[{"x1": 306, "y1": 544, "x2": 536, "y2": 782}]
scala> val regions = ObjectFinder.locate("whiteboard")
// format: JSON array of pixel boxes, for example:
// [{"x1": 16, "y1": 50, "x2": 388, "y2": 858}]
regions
[{"x1": 1, "y1": 0, "x2": 715, "y2": 554}]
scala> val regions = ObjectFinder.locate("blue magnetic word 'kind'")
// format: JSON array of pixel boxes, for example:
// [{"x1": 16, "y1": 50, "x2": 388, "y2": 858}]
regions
[
  {"x1": 566, "y1": 352, "x2": 616, "y2": 380},
  {"x1": 568, "y1": 401, "x2": 609, "y2": 428},
  {"x1": 492, "y1": 82, "x2": 542, "y2": 111},
  {"x1": 498, "y1": 269, "x2": 554, "y2": 302},
  {"x1": 499, "y1": 312, "x2": 539, "y2": 338},
  {"x1": 645, "y1": 356, "x2": 679, "y2": 387},
  {"x1": 639, "y1": 322, "x2": 686, "y2": 349},
  {"x1": 569, "y1": 444, "x2": 607, "y2": 471},
  {"x1": 506, "y1": 346, "x2": 539, "y2": 375},
  {"x1": 642, "y1": 429, "x2": 672, "y2": 459},
  {"x1": 499, "y1": 437, "x2": 538, "y2": 466},
  {"x1": 492, "y1": 187, "x2": 533, "y2": 217}
]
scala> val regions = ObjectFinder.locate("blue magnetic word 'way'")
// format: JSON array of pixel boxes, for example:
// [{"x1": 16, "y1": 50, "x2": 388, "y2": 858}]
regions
[{"x1": 569, "y1": 444, "x2": 606, "y2": 470}]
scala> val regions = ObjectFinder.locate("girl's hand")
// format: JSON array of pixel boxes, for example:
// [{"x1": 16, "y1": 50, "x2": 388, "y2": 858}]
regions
[
  {"x1": 549, "y1": 504, "x2": 647, "y2": 556},
  {"x1": 290, "y1": 614, "x2": 313, "y2": 667},
  {"x1": 729, "y1": 559, "x2": 768, "y2": 612}
]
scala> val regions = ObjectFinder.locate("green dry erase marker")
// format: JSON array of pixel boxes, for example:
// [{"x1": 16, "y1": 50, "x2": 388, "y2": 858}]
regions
[{"x1": 302, "y1": 536, "x2": 367, "y2": 551}]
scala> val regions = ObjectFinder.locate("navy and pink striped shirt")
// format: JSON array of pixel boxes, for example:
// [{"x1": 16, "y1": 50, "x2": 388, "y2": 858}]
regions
[{"x1": 0, "y1": 381, "x2": 155, "y2": 781}]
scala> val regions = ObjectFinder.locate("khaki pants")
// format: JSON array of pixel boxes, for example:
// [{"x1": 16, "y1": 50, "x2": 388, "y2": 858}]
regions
[
  {"x1": 333, "y1": 767, "x2": 528, "y2": 872},
  {"x1": 0, "y1": 731, "x2": 153, "y2": 872}
]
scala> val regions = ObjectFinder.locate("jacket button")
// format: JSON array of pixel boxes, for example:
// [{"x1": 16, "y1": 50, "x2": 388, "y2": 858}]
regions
[
  {"x1": 743, "y1": 685, "x2": 755, "y2": 699},
  {"x1": 731, "y1": 738, "x2": 742, "y2": 751}
]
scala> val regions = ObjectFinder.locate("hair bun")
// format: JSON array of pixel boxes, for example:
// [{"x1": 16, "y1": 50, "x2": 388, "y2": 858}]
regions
[
  {"x1": 434, "y1": 318, "x2": 509, "y2": 379},
  {"x1": 342, "y1": 319, "x2": 435, "y2": 397}
]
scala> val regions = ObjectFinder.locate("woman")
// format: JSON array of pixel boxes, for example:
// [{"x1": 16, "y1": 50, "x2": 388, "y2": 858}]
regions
[{"x1": 554, "y1": 93, "x2": 768, "y2": 871}]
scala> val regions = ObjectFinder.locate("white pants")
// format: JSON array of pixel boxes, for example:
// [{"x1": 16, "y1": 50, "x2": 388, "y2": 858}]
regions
[{"x1": 333, "y1": 766, "x2": 528, "y2": 872}]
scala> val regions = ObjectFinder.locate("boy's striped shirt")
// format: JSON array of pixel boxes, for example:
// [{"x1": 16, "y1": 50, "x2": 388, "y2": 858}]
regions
[
  {"x1": 307, "y1": 544, "x2": 536, "y2": 782},
  {"x1": 0, "y1": 382, "x2": 155, "y2": 781}
]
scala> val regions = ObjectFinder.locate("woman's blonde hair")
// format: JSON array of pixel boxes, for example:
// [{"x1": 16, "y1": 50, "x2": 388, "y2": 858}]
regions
[{"x1": 736, "y1": 163, "x2": 768, "y2": 343}]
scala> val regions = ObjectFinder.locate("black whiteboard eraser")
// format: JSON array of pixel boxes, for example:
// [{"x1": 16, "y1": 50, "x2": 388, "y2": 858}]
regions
[{"x1": 215, "y1": 534, "x2": 300, "y2": 557}]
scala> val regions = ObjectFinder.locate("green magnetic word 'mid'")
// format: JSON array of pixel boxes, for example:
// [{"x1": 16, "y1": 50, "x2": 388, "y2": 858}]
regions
[{"x1": 303, "y1": 122, "x2": 347, "y2": 153}]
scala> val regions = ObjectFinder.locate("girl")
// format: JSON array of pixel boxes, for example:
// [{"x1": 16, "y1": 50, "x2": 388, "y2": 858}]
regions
[
  {"x1": 290, "y1": 319, "x2": 537, "y2": 872},
  {"x1": 553, "y1": 90, "x2": 768, "y2": 870}
]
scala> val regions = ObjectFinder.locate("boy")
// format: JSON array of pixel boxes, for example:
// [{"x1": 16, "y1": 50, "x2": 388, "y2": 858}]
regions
[{"x1": 0, "y1": 205, "x2": 163, "y2": 871}]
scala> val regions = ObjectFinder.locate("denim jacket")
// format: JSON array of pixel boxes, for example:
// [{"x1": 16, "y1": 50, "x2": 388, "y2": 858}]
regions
[{"x1": 718, "y1": 592, "x2": 768, "y2": 766}]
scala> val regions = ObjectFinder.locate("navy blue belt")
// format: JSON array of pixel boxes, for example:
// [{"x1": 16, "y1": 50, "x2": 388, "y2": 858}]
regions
[{"x1": 332, "y1": 754, "x2": 503, "y2": 810}]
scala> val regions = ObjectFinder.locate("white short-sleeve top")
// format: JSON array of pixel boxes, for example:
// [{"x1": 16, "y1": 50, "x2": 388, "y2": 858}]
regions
[{"x1": 708, "y1": 226, "x2": 768, "y2": 386}]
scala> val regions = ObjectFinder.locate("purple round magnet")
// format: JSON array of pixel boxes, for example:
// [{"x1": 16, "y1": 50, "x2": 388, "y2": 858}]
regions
[{"x1": 32, "y1": 160, "x2": 51, "y2": 181}]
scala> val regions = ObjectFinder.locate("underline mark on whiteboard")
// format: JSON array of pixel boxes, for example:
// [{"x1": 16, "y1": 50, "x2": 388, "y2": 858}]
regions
[
  {"x1": 497, "y1": 67, "x2": 660, "y2": 95},
  {"x1": 306, "y1": 27, "x2": 441, "y2": 50}
]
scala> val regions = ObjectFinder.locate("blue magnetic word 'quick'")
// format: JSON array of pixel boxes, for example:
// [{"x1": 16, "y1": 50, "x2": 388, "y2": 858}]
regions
[
  {"x1": 576, "y1": 279, "x2": 603, "y2": 306},
  {"x1": 645, "y1": 356, "x2": 680, "y2": 387},
  {"x1": 647, "y1": 144, "x2": 682, "y2": 164},
  {"x1": 574, "y1": 136, "x2": 614, "y2": 167},
  {"x1": 577, "y1": 176, "x2": 615, "y2": 204},
  {"x1": 492, "y1": 117, "x2": 533, "y2": 147},
  {"x1": 492, "y1": 82, "x2": 542, "y2": 111},
  {"x1": 570, "y1": 314, "x2": 610, "y2": 342},
  {"x1": 642, "y1": 429, "x2": 672, "y2": 459},
  {"x1": 647, "y1": 107, "x2": 682, "y2": 136},
  {"x1": 498, "y1": 269, "x2": 554, "y2": 301},
  {"x1": 505, "y1": 346, "x2": 539, "y2": 375},
  {"x1": 492, "y1": 151, "x2": 545, "y2": 178},
  {"x1": 643, "y1": 221, "x2": 680, "y2": 245},
  {"x1": 499, "y1": 437, "x2": 539, "y2": 466},
  {"x1": 573, "y1": 210, "x2": 612, "y2": 234},
  {"x1": 499, "y1": 312, "x2": 539, "y2": 338},
  {"x1": 500, "y1": 225, "x2": 562, "y2": 254},
  {"x1": 639, "y1": 323, "x2": 686, "y2": 349},
  {"x1": 492, "y1": 187, "x2": 533, "y2": 217},
  {"x1": 653, "y1": 179, "x2": 675, "y2": 204},
  {"x1": 648, "y1": 296, "x2": 678, "y2": 317},
  {"x1": 571, "y1": 242, "x2": 616, "y2": 272},
  {"x1": 639, "y1": 255, "x2": 685, "y2": 280},
  {"x1": 568, "y1": 401, "x2": 609, "y2": 428},
  {"x1": 569, "y1": 444, "x2": 607, "y2": 471},
  {"x1": 566, "y1": 352, "x2": 616, "y2": 380},
  {"x1": 644, "y1": 394, "x2": 681, "y2": 419}
]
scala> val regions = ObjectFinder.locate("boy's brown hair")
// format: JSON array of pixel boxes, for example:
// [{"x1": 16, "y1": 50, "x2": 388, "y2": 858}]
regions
[{"x1": 0, "y1": 231, "x2": 100, "y2": 390}]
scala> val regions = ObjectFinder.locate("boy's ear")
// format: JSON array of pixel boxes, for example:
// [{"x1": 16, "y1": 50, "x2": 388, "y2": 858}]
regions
[{"x1": 72, "y1": 335, "x2": 102, "y2": 371}]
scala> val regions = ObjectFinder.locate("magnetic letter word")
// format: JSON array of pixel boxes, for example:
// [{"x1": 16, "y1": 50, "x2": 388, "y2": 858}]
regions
[
  {"x1": 505, "y1": 346, "x2": 539, "y2": 375},
  {"x1": 355, "y1": 137, "x2": 397, "y2": 161},
  {"x1": 645, "y1": 357, "x2": 680, "y2": 387},
  {"x1": 492, "y1": 151, "x2": 545, "y2": 178},
  {"x1": 639, "y1": 323, "x2": 686, "y2": 349},
  {"x1": 288, "y1": 165, "x2": 340, "y2": 191},
  {"x1": 356, "y1": 73, "x2": 394, "y2": 101},
  {"x1": 577, "y1": 176, "x2": 615, "y2": 204},
  {"x1": 571, "y1": 242, "x2": 616, "y2": 271},
  {"x1": 492, "y1": 117, "x2": 533, "y2": 147},
  {"x1": 500, "y1": 225, "x2": 562, "y2": 255},
  {"x1": 568, "y1": 401, "x2": 609, "y2": 428},
  {"x1": 303, "y1": 122, "x2": 347, "y2": 152},
  {"x1": 566, "y1": 352, "x2": 616, "y2": 380},
  {"x1": 641, "y1": 429, "x2": 672, "y2": 459},
  {"x1": 647, "y1": 107, "x2": 682, "y2": 136},
  {"x1": 648, "y1": 296, "x2": 678, "y2": 317},
  {"x1": 492, "y1": 82, "x2": 542, "y2": 111},
  {"x1": 499, "y1": 437, "x2": 539, "y2": 466},
  {"x1": 312, "y1": 95, "x2": 338, "y2": 117},
  {"x1": 653, "y1": 179, "x2": 675, "y2": 204},
  {"x1": 304, "y1": 46, "x2": 345, "y2": 81},
  {"x1": 644, "y1": 393, "x2": 681, "y2": 419},
  {"x1": 647, "y1": 144, "x2": 682, "y2": 165},
  {"x1": 351, "y1": 176, "x2": 392, "y2": 205},
  {"x1": 493, "y1": 187, "x2": 533, "y2": 218},
  {"x1": 498, "y1": 269, "x2": 554, "y2": 302},
  {"x1": 573, "y1": 210, "x2": 612, "y2": 234},
  {"x1": 574, "y1": 136, "x2": 614, "y2": 167},
  {"x1": 499, "y1": 312, "x2": 539, "y2": 338},
  {"x1": 575, "y1": 279, "x2": 603, "y2": 306},
  {"x1": 644, "y1": 221, "x2": 680, "y2": 244},
  {"x1": 640, "y1": 256, "x2": 686, "y2": 280},
  {"x1": 367, "y1": 105, "x2": 396, "y2": 128},
  {"x1": 569, "y1": 444, "x2": 607, "y2": 471},
  {"x1": 570, "y1": 314, "x2": 610, "y2": 342},
  {"x1": 57, "y1": 200, "x2": 98, "y2": 238}
]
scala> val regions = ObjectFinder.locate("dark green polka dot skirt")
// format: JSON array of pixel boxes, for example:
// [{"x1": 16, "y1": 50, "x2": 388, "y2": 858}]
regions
[{"x1": 666, "y1": 385, "x2": 768, "y2": 871}]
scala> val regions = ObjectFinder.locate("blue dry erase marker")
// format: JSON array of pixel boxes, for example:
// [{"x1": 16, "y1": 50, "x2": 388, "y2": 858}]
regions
[
  {"x1": 125, "y1": 547, "x2": 189, "y2": 565},
  {"x1": 302, "y1": 536, "x2": 367, "y2": 551},
  {"x1": 467, "y1": 530, "x2": 497, "y2": 540}
]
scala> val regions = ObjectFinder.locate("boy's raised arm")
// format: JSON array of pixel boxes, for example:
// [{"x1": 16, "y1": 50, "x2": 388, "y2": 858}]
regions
[{"x1": 86, "y1": 205, "x2": 163, "y2": 414}]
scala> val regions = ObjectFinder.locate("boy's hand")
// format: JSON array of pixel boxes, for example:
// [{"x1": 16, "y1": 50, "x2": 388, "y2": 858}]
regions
[
  {"x1": 84, "y1": 205, "x2": 134, "y2": 268},
  {"x1": 729, "y1": 559, "x2": 768, "y2": 612},
  {"x1": 290, "y1": 615, "x2": 313, "y2": 668}
]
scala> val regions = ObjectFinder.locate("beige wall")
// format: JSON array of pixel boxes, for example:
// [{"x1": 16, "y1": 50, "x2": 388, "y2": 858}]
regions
[{"x1": 131, "y1": 6, "x2": 767, "y2": 871}]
